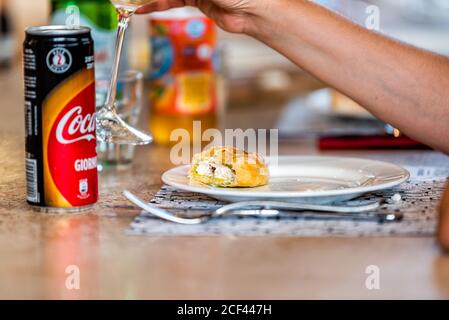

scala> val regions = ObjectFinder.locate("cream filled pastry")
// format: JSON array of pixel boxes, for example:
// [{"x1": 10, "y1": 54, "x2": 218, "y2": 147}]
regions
[{"x1": 189, "y1": 146, "x2": 269, "y2": 188}]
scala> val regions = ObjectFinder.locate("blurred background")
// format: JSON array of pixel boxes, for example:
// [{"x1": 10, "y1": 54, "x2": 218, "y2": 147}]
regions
[{"x1": 1, "y1": 0, "x2": 449, "y2": 144}]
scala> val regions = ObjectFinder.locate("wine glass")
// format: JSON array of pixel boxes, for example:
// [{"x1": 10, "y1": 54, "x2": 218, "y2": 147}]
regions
[{"x1": 96, "y1": 0, "x2": 156, "y2": 145}]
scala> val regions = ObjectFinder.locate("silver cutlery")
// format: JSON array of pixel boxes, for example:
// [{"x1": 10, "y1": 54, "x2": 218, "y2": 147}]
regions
[{"x1": 123, "y1": 190, "x2": 403, "y2": 225}]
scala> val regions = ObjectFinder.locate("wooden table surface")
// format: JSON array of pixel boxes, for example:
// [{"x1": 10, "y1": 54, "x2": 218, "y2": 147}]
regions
[{"x1": 1, "y1": 67, "x2": 449, "y2": 300}]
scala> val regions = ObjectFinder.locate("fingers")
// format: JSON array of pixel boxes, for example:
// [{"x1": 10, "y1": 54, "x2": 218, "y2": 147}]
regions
[
  {"x1": 136, "y1": 0, "x2": 186, "y2": 14},
  {"x1": 136, "y1": 3, "x2": 159, "y2": 14},
  {"x1": 135, "y1": 0, "x2": 222, "y2": 31}
]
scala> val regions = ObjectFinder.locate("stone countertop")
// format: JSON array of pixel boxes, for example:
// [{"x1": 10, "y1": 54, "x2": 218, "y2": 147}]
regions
[{"x1": 1, "y1": 67, "x2": 449, "y2": 299}]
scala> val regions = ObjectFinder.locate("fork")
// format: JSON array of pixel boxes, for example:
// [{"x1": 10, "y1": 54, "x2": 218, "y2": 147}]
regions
[{"x1": 123, "y1": 190, "x2": 403, "y2": 225}]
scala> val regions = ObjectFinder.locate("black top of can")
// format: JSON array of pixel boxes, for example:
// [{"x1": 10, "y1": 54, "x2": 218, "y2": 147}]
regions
[{"x1": 25, "y1": 25, "x2": 91, "y2": 37}]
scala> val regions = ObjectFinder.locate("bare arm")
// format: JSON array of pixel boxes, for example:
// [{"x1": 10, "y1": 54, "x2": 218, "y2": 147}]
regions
[
  {"x1": 248, "y1": 0, "x2": 449, "y2": 153},
  {"x1": 141, "y1": 0, "x2": 449, "y2": 153}
]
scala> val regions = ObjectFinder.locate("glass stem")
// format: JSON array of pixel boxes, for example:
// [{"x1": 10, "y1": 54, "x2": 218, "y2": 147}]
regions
[{"x1": 104, "y1": 10, "x2": 132, "y2": 113}]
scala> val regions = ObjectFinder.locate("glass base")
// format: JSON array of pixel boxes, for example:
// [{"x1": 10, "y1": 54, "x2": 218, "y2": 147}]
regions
[{"x1": 96, "y1": 109, "x2": 153, "y2": 146}]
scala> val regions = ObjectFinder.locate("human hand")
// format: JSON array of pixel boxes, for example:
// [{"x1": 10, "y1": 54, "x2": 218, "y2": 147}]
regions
[{"x1": 137, "y1": 0, "x2": 269, "y2": 34}]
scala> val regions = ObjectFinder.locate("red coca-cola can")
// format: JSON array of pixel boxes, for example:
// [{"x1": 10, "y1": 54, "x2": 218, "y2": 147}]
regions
[{"x1": 24, "y1": 26, "x2": 98, "y2": 212}]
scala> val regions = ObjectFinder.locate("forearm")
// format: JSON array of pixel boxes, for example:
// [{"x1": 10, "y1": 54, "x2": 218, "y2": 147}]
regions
[{"x1": 247, "y1": 0, "x2": 449, "y2": 153}]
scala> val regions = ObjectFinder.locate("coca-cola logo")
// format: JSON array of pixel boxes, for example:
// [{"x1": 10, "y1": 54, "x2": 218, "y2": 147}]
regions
[{"x1": 56, "y1": 106, "x2": 96, "y2": 145}]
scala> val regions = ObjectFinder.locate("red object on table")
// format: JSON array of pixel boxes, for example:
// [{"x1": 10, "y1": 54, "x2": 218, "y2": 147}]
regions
[{"x1": 319, "y1": 135, "x2": 432, "y2": 150}]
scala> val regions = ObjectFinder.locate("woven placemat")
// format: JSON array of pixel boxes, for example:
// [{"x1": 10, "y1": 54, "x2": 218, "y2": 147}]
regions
[{"x1": 127, "y1": 166, "x2": 449, "y2": 237}]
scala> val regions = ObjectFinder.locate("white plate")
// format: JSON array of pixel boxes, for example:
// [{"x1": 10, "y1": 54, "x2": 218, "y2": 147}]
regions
[{"x1": 161, "y1": 156, "x2": 410, "y2": 204}]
